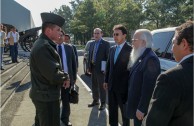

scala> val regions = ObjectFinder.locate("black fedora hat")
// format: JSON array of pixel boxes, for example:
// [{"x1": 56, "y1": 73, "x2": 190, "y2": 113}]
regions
[{"x1": 41, "y1": 12, "x2": 65, "y2": 27}]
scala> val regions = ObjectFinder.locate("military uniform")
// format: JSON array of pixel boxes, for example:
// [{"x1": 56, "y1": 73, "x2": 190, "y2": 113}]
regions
[{"x1": 29, "y1": 12, "x2": 68, "y2": 126}]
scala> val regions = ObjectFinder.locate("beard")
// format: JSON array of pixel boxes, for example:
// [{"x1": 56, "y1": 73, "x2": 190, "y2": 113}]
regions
[{"x1": 128, "y1": 47, "x2": 146, "y2": 69}]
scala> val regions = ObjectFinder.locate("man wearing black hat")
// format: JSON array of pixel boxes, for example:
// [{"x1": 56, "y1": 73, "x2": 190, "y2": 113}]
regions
[{"x1": 29, "y1": 12, "x2": 70, "y2": 126}]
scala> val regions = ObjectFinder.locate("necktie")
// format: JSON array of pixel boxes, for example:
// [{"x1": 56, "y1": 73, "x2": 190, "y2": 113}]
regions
[
  {"x1": 58, "y1": 45, "x2": 63, "y2": 69},
  {"x1": 114, "y1": 46, "x2": 120, "y2": 64},
  {"x1": 92, "y1": 42, "x2": 99, "y2": 63}
]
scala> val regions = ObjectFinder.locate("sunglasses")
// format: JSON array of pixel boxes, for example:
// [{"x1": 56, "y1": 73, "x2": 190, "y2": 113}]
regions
[{"x1": 113, "y1": 33, "x2": 119, "y2": 36}]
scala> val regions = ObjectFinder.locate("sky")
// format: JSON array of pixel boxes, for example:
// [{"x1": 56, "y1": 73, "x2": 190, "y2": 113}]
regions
[{"x1": 15, "y1": 0, "x2": 72, "y2": 27}]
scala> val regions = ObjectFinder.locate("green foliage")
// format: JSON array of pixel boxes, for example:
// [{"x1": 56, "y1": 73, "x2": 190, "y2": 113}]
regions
[{"x1": 52, "y1": 0, "x2": 193, "y2": 44}]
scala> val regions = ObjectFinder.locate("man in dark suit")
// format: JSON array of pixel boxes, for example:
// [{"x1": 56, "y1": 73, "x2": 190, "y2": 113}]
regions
[
  {"x1": 57, "y1": 31, "x2": 77, "y2": 126},
  {"x1": 126, "y1": 29, "x2": 161, "y2": 126},
  {"x1": 104, "y1": 24, "x2": 132, "y2": 126},
  {"x1": 64, "y1": 34, "x2": 79, "y2": 70},
  {"x1": 142, "y1": 21, "x2": 193, "y2": 126},
  {"x1": 30, "y1": 13, "x2": 70, "y2": 126},
  {"x1": 87, "y1": 28, "x2": 110, "y2": 110}
]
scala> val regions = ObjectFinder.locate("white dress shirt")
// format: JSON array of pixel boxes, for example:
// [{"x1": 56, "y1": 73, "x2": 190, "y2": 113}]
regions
[{"x1": 57, "y1": 43, "x2": 68, "y2": 73}]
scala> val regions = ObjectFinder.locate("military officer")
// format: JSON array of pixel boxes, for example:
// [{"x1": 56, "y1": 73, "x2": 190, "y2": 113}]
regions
[{"x1": 29, "y1": 12, "x2": 70, "y2": 126}]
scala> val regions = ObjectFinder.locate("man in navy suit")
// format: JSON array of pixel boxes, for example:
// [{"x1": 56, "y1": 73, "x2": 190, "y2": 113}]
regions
[
  {"x1": 87, "y1": 28, "x2": 110, "y2": 110},
  {"x1": 104, "y1": 24, "x2": 132, "y2": 126},
  {"x1": 142, "y1": 21, "x2": 193, "y2": 126},
  {"x1": 126, "y1": 29, "x2": 161, "y2": 126},
  {"x1": 57, "y1": 31, "x2": 77, "y2": 126},
  {"x1": 64, "y1": 34, "x2": 79, "y2": 70}
]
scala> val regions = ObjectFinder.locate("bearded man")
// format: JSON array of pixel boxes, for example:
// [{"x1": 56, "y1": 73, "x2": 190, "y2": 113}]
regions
[{"x1": 126, "y1": 29, "x2": 161, "y2": 126}]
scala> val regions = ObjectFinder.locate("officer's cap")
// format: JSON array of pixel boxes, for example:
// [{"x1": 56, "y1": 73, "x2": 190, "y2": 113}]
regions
[{"x1": 41, "y1": 12, "x2": 65, "y2": 27}]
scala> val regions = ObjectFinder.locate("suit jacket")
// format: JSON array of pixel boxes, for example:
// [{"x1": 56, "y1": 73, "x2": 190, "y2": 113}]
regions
[
  {"x1": 126, "y1": 48, "x2": 161, "y2": 118},
  {"x1": 105, "y1": 42, "x2": 132, "y2": 94},
  {"x1": 60, "y1": 43, "x2": 77, "y2": 99},
  {"x1": 142, "y1": 56, "x2": 193, "y2": 126},
  {"x1": 63, "y1": 43, "x2": 77, "y2": 84},
  {"x1": 88, "y1": 39, "x2": 110, "y2": 74},
  {"x1": 71, "y1": 44, "x2": 79, "y2": 69},
  {"x1": 29, "y1": 33, "x2": 69, "y2": 102}
]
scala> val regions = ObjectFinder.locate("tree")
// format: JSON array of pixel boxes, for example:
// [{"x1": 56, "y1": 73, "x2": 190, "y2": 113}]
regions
[{"x1": 53, "y1": 5, "x2": 73, "y2": 33}]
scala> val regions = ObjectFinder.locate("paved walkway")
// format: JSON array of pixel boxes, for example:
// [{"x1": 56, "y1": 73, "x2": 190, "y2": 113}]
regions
[{"x1": 10, "y1": 75, "x2": 110, "y2": 126}]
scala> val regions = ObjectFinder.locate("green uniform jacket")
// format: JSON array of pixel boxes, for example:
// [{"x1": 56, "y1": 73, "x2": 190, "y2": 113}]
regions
[{"x1": 29, "y1": 33, "x2": 69, "y2": 102}]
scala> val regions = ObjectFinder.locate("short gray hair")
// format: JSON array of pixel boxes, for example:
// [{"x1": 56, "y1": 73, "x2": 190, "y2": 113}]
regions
[{"x1": 135, "y1": 29, "x2": 153, "y2": 48}]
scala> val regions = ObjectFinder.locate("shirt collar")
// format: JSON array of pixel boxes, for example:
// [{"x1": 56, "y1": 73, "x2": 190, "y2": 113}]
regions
[
  {"x1": 179, "y1": 53, "x2": 194, "y2": 64},
  {"x1": 95, "y1": 38, "x2": 102, "y2": 42},
  {"x1": 116, "y1": 41, "x2": 126, "y2": 48}
]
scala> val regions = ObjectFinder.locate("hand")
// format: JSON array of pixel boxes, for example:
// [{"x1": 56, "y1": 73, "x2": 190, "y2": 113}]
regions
[
  {"x1": 87, "y1": 69, "x2": 91, "y2": 74},
  {"x1": 63, "y1": 79, "x2": 70, "y2": 89},
  {"x1": 103, "y1": 83, "x2": 108, "y2": 90},
  {"x1": 136, "y1": 109, "x2": 144, "y2": 120}
]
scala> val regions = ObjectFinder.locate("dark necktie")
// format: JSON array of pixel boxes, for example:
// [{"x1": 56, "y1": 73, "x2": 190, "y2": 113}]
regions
[{"x1": 58, "y1": 45, "x2": 63, "y2": 69}]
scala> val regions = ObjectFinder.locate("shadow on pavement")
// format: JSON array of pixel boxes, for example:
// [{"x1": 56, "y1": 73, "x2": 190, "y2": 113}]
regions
[
  {"x1": 87, "y1": 107, "x2": 108, "y2": 126},
  {"x1": 80, "y1": 74, "x2": 92, "y2": 89},
  {"x1": 16, "y1": 81, "x2": 31, "y2": 92}
]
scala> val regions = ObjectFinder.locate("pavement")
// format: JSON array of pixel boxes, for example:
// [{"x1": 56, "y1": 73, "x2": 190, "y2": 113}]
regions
[
  {"x1": 7, "y1": 46, "x2": 133, "y2": 126},
  {"x1": 10, "y1": 75, "x2": 110, "y2": 126}
]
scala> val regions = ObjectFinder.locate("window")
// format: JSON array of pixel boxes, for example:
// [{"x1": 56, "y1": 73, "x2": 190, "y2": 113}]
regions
[{"x1": 152, "y1": 31, "x2": 175, "y2": 59}]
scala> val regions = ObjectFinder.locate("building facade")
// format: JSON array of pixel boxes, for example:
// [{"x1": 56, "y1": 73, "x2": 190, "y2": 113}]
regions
[{"x1": 1, "y1": 0, "x2": 35, "y2": 32}]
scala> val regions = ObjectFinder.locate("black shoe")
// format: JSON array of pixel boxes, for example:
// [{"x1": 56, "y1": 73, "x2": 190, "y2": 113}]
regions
[
  {"x1": 88, "y1": 100, "x2": 99, "y2": 107},
  {"x1": 62, "y1": 121, "x2": 72, "y2": 126},
  {"x1": 99, "y1": 103, "x2": 106, "y2": 110},
  {"x1": 1, "y1": 67, "x2": 4, "y2": 70}
]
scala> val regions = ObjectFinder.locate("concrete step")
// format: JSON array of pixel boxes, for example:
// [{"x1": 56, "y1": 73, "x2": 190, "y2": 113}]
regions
[
  {"x1": 1, "y1": 72, "x2": 31, "y2": 126},
  {"x1": 1, "y1": 65, "x2": 30, "y2": 107},
  {"x1": 1, "y1": 53, "x2": 31, "y2": 126}
]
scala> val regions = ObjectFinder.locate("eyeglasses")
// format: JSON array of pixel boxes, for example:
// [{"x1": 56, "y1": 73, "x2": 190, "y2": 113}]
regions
[
  {"x1": 94, "y1": 33, "x2": 100, "y2": 34},
  {"x1": 113, "y1": 33, "x2": 119, "y2": 36},
  {"x1": 131, "y1": 39, "x2": 143, "y2": 42}
]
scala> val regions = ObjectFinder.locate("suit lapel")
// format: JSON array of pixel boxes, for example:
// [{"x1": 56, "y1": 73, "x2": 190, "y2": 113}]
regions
[
  {"x1": 111, "y1": 46, "x2": 116, "y2": 65},
  {"x1": 96, "y1": 39, "x2": 103, "y2": 56},
  {"x1": 89, "y1": 42, "x2": 95, "y2": 61},
  {"x1": 129, "y1": 48, "x2": 151, "y2": 76},
  {"x1": 114, "y1": 43, "x2": 127, "y2": 65},
  {"x1": 129, "y1": 58, "x2": 142, "y2": 76}
]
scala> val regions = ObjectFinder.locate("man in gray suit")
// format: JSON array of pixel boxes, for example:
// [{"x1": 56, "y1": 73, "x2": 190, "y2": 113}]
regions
[
  {"x1": 57, "y1": 31, "x2": 77, "y2": 126},
  {"x1": 64, "y1": 34, "x2": 79, "y2": 70},
  {"x1": 142, "y1": 21, "x2": 193, "y2": 126},
  {"x1": 87, "y1": 28, "x2": 110, "y2": 110}
]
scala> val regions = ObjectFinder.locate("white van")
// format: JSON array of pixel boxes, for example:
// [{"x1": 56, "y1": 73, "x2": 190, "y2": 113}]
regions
[{"x1": 151, "y1": 27, "x2": 178, "y2": 72}]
